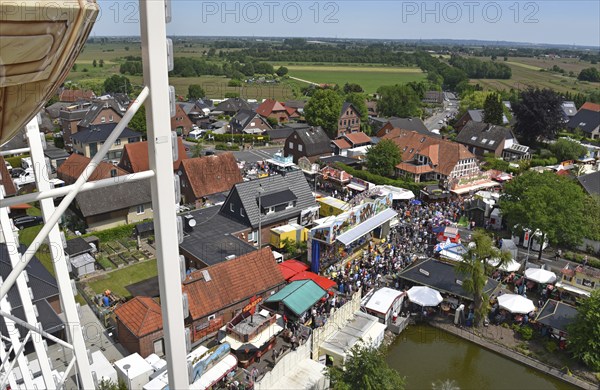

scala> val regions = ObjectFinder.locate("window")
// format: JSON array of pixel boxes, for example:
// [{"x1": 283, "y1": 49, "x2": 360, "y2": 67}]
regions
[
  {"x1": 250, "y1": 122, "x2": 255, "y2": 126},
  {"x1": 114, "y1": 139, "x2": 121, "y2": 146},
  {"x1": 289, "y1": 142, "x2": 294, "y2": 149},
  {"x1": 240, "y1": 208, "x2": 244, "y2": 217},
  {"x1": 298, "y1": 144, "x2": 303, "y2": 152},
  {"x1": 100, "y1": 116, "x2": 105, "y2": 123},
  {"x1": 248, "y1": 230, "x2": 258, "y2": 243},
  {"x1": 128, "y1": 137, "x2": 137, "y2": 143},
  {"x1": 109, "y1": 115, "x2": 114, "y2": 122},
  {"x1": 208, "y1": 314, "x2": 216, "y2": 321},
  {"x1": 153, "y1": 339, "x2": 164, "y2": 356},
  {"x1": 136, "y1": 204, "x2": 145, "y2": 214},
  {"x1": 576, "y1": 278, "x2": 582, "y2": 285},
  {"x1": 266, "y1": 206, "x2": 275, "y2": 214},
  {"x1": 409, "y1": 148, "x2": 414, "y2": 154},
  {"x1": 230, "y1": 203, "x2": 234, "y2": 212},
  {"x1": 471, "y1": 136, "x2": 477, "y2": 141},
  {"x1": 488, "y1": 140, "x2": 495, "y2": 145},
  {"x1": 286, "y1": 201, "x2": 295, "y2": 209},
  {"x1": 481, "y1": 138, "x2": 488, "y2": 144}
]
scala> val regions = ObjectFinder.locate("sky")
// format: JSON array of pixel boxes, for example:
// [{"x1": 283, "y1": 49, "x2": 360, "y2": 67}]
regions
[{"x1": 92, "y1": 0, "x2": 600, "y2": 47}]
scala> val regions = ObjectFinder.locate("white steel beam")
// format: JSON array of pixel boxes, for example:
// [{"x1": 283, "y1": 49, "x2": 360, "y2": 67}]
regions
[
  {"x1": 0, "y1": 310, "x2": 73, "y2": 350},
  {"x1": 0, "y1": 88, "x2": 148, "y2": 301},
  {"x1": 0, "y1": 298, "x2": 34, "y2": 389},
  {"x1": 0, "y1": 332, "x2": 31, "y2": 390},
  {"x1": 0, "y1": 148, "x2": 30, "y2": 156},
  {"x1": 140, "y1": 1, "x2": 189, "y2": 388},
  {"x1": 0, "y1": 192, "x2": 55, "y2": 389},
  {"x1": 2, "y1": 170, "x2": 155, "y2": 208},
  {"x1": 25, "y1": 118, "x2": 95, "y2": 389}
]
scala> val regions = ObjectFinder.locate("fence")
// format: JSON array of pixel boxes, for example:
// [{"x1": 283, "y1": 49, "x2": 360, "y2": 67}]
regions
[{"x1": 310, "y1": 289, "x2": 362, "y2": 360}]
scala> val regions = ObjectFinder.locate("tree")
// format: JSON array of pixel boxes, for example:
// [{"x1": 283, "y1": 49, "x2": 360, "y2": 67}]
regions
[
  {"x1": 550, "y1": 138, "x2": 587, "y2": 161},
  {"x1": 567, "y1": 290, "x2": 600, "y2": 370},
  {"x1": 456, "y1": 231, "x2": 511, "y2": 327},
  {"x1": 499, "y1": 171, "x2": 590, "y2": 257},
  {"x1": 483, "y1": 93, "x2": 503, "y2": 125},
  {"x1": 577, "y1": 67, "x2": 600, "y2": 82},
  {"x1": 345, "y1": 92, "x2": 369, "y2": 122},
  {"x1": 99, "y1": 59, "x2": 104, "y2": 67},
  {"x1": 343, "y1": 82, "x2": 364, "y2": 94},
  {"x1": 276, "y1": 66, "x2": 289, "y2": 77},
  {"x1": 188, "y1": 84, "x2": 205, "y2": 100},
  {"x1": 376, "y1": 85, "x2": 422, "y2": 118},
  {"x1": 191, "y1": 142, "x2": 203, "y2": 158},
  {"x1": 512, "y1": 88, "x2": 563, "y2": 144},
  {"x1": 304, "y1": 89, "x2": 344, "y2": 138},
  {"x1": 128, "y1": 105, "x2": 147, "y2": 134},
  {"x1": 366, "y1": 139, "x2": 401, "y2": 177},
  {"x1": 327, "y1": 344, "x2": 405, "y2": 390},
  {"x1": 103, "y1": 74, "x2": 131, "y2": 94},
  {"x1": 92, "y1": 59, "x2": 97, "y2": 68}
]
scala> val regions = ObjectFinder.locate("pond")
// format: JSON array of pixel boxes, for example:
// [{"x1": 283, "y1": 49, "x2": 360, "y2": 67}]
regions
[{"x1": 386, "y1": 325, "x2": 577, "y2": 390}]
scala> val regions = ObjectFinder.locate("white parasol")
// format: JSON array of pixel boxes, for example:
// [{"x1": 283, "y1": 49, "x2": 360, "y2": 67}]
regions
[
  {"x1": 407, "y1": 286, "x2": 443, "y2": 307},
  {"x1": 497, "y1": 293, "x2": 536, "y2": 314}
]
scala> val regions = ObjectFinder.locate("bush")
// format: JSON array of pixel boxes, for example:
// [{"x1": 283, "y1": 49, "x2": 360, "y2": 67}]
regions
[
  {"x1": 207, "y1": 132, "x2": 270, "y2": 143},
  {"x1": 215, "y1": 143, "x2": 239, "y2": 151},
  {"x1": 83, "y1": 223, "x2": 138, "y2": 242},
  {"x1": 228, "y1": 79, "x2": 242, "y2": 87},
  {"x1": 564, "y1": 251, "x2": 600, "y2": 268},
  {"x1": 335, "y1": 163, "x2": 431, "y2": 196},
  {"x1": 224, "y1": 92, "x2": 240, "y2": 98},
  {"x1": 5, "y1": 154, "x2": 29, "y2": 168},
  {"x1": 545, "y1": 341, "x2": 558, "y2": 353},
  {"x1": 518, "y1": 326, "x2": 533, "y2": 340}
]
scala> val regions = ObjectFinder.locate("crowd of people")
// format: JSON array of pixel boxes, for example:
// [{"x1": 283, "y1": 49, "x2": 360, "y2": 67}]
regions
[{"x1": 321, "y1": 198, "x2": 469, "y2": 299}]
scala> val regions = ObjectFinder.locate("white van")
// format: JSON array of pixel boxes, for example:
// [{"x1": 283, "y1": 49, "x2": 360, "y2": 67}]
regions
[{"x1": 189, "y1": 129, "x2": 205, "y2": 140}]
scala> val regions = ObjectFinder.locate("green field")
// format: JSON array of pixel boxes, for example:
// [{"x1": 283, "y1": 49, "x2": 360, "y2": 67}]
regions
[
  {"x1": 471, "y1": 57, "x2": 600, "y2": 95},
  {"x1": 285, "y1": 65, "x2": 425, "y2": 93}
]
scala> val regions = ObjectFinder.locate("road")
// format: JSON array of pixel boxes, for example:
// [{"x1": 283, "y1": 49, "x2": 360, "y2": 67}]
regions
[
  {"x1": 182, "y1": 139, "x2": 281, "y2": 163},
  {"x1": 424, "y1": 96, "x2": 460, "y2": 131}
]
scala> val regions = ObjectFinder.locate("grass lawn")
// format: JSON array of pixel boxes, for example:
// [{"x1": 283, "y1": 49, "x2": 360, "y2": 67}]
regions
[
  {"x1": 285, "y1": 65, "x2": 424, "y2": 93},
  {"x1": 87, "y1": 259, "x2": 158, "y2": 298}
]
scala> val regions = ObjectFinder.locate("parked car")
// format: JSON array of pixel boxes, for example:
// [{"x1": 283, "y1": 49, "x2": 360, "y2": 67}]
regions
[
  {"x1": 4, "y1": 160, "x2": 12, "y2": 172},
  {"x1": 10, "y1": 167, "x2": 26, "y2": 178},
  {"x1": 12, "y1": 215, "x2": 43, "y2": 230}
]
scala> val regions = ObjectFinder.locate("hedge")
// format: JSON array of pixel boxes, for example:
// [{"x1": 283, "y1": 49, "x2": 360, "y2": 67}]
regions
[
  {"x1": 564, "y1": 251, "x2": 600, "y2": 269},
  {"x1": 335, "y1": 163, "x2": 432, "y2": 195},
  {"x1": 83, "y1": 222, "x2": 139, "y2": 243},
  {"x1": 215, "y1": 143, "x2": 240, "y2": 151},
  {"x1": 5, "y1": 154, "x2": 30, "y2": 168},
  {"x1": 207, "y1": 132, "x2": 270, "y2": 143}
]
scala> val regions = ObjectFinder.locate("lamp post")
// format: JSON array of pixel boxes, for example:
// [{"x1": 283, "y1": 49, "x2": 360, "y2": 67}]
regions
[
  {"x1": 123, "y1": 363, "x2": 131, "y2": 390},
  {"x1": 258, "y1": 184, "x2": 264, "y2": 248}
]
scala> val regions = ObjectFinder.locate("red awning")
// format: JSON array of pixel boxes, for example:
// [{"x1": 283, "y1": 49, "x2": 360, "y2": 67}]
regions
[
  {"x1": 290, "y1": 271, "x2": 337, "y2": 291},
  {"x1": 278, "y1": 260, "x2": 309, "y2": 281}
]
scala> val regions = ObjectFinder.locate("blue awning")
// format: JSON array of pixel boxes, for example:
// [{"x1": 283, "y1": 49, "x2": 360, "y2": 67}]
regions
[{"x1": 336, "y1": 208, "x2": 397, "y2": 246}]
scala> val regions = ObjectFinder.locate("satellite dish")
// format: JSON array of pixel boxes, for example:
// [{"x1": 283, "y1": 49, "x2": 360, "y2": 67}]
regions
[
  {"x1": 0, "y1": 1, "x2": 100, "y2": 145},
  {"x1": 188, "y1": 218, "x2": 196, "y2": 227}
]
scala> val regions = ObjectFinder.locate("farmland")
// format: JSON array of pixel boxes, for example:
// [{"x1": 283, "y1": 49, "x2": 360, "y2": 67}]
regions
[
  {"x1": 284, "y1": 65, "x2": 425, "y2": 93},
  {"x1": 470, "y1": 56, "x2": 600, "y2": 95}
]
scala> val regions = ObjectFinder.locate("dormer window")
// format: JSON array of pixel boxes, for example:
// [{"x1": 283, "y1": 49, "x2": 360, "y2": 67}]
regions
[{"x1": 471, "y1": 136, "x2": 477, "y2": 141}]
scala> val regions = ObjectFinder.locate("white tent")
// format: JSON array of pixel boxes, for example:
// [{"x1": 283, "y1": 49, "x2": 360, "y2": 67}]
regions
[
  {"x1": 487, "y1": 258, "x2": 521, "y2": 272},
  {"x1": 407, "y1": 286, "x2": 443, "y2": 307},
  {"x1": 525, "y1": 268, "x2": 557, "y2": 284},
  {"x1": 498, "y1": 294, "x2": 535, "y2": 314},
  {"x1": 363, "y1": 287, "x2": 405, "y2": 325}
]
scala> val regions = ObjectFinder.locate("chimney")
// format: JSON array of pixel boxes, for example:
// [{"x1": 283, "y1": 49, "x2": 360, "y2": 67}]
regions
[{"x1": 183, "y1": 214, "x2": 196, "y2": 232}]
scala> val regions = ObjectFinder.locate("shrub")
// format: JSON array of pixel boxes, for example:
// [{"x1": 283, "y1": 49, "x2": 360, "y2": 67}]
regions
[
  {"x1": 228, "y1": 79, "x2": 242, "y2": 87},
  {"x1": 518, "y1": 326, "x2": 533, "y2": 340},
  {"x1": 5, "y1": 154, "x2": 29, "y2": 168},
  {"x1": 207, "y1": 132, "x2": 270, "y2": 143},
  {"x1": 545, "y1": 341, "x2": 558, "y2": 353},
  {"x1": 215, "y1": 143, "x2": 239, "y2": 151},
  {"x1": 83, "y1": 223, "x2": 138, "y2": 242}
]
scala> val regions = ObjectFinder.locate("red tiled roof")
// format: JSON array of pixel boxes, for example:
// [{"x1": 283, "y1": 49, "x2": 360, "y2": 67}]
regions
[
  {"x1": 395, "y1": 162, "x2": 434, "y2": 174},
  {"x1": 278, "y1": 260, "x2": 309, "y2": 281},
  {"x1": 257, "y1": 99, "x2": 287, "y2": 117},
  {"x1": 179, "y1": 153, "x2": 242, "y2": 199},
  {"x1": 343, "y1": 132, "x2": 371, "y2": 146},
  {"x1": 183, "y1": 248, "x2": 285, "y2": 320},
  {"x1": 0, "y1": 156, "x2": 17, "y2": 196},
  {"x1": 384, "y1": 129, "x2": 474, "y2": 176},
  {"x1": 114, "y1": 297, "x2": 163, "y2": 338},
  {"x1": 118, "y1": 138, "x2": 188, "y2": 173},
  {"x1": 580, "y1": 102, "x2": 600, "y2": 112},
  {"x1": 289, "y1": 271, "x2": 336, "y2": 290},
  {"x1": 286, "y1": 106, "x2": 300, "y2": 117},
  {"x1": 57, "y1": 154, "x2": 128, "y2": 185},
  {"x1": 332, "y1": 139, "x2": 351, "y2": 150}
]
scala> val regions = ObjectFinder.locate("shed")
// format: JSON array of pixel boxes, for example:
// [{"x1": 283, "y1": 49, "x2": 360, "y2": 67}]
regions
[
  {"x1": 362, "y1": 287, "x2": 405, "y2": 325},
  {"x1": 264, "y1": 280, "x2": 326, "y2": 317},
  {"x1": 70, "y1": 252, "x2": 96, "y2": 277},
  {"x1": 90, "y1": 350, "x2": 118, "y2": 385},
  {"x1": 490, "y1": 208, "x2": 502, "y2": 230},
  {"x1": 500, "y1": 239, "x2": 518, "y2": 260}
]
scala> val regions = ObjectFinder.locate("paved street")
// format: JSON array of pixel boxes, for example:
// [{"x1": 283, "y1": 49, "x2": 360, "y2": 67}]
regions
[{"x1": 424, "y1": 96, "x2": 459, "y2": 131}]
